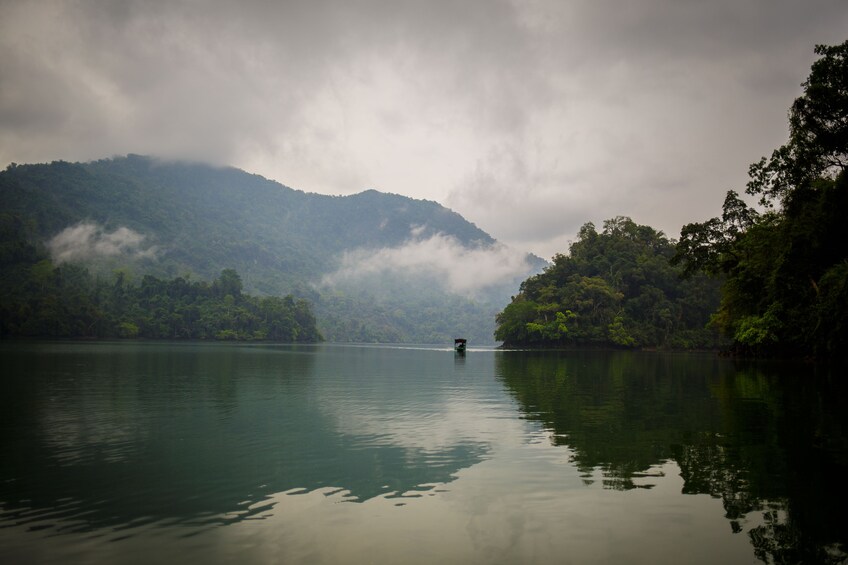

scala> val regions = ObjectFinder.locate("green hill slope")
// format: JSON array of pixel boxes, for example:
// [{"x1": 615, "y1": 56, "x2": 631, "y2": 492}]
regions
[
  {"x1": 495, "y1": 217, "x2": 722, "y2": 349},
  {"x1": 0, "y1": 155, "x2": 543, "y2": 343}
]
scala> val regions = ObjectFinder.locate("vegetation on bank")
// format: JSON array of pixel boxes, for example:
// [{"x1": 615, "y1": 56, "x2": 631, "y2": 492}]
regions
[
  {"x1": 494, "y1": 217, "x2": 722, "y2": 349},
  {"x1": 496, "y1": 40, "x2": 848, "y2": 357},
  {"x1": 673, "y1": 41, "x2": 848, "y2": 358},
  {"x1": 0, "y1": 222, "x2": 321, "y2": 342}
]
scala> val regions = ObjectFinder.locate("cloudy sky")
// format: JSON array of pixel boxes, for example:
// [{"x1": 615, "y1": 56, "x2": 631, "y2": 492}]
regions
[{"x1": 1, "y1": 0, "x2": 846, "y2": 259}]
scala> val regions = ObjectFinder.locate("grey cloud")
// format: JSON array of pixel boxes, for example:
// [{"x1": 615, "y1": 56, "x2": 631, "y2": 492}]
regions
[{"x1": 1, "y1": 0, "x2": 846, "y2": 259}]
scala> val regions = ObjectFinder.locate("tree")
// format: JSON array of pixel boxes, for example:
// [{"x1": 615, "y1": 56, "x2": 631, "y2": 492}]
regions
[
  {"x1": 494, "y1": 298, "x2": 538, "y2": 344},
  {"x1": 496, "y1": 218, "x2": 721, "y2": 348},
  {"x1": 215, "y1": 269, "x2": 243, "y2": 299},
  {"x1": 747, "y1": 42, "x2": 848, "y2": 206},
  {"x1": 673, "y1": 191, "x2": 759, "y2": 276},
  {"x1": 673, "y1": 41, "x2": 848, "y2": 357}
]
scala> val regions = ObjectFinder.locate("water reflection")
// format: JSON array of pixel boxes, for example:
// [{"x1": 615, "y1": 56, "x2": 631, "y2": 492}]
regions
[
  {"x1": 4, "y1": 343, "x2": 848, "y2": 564},
  {"x1": 496, "y1": 350, "x2": 848, "y2": 563},
  {"x1": 0, "y1": 342, "x2": 495, "y2": 537}
]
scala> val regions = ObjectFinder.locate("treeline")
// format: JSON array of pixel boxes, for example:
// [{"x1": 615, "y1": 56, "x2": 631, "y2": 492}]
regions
[
  {"x1": 673, "y1": 41, "x2": 848, "y2": 358},
  {"x1": 0, "y1": 219, "x2": 321, "y2": 342},
  {"x1": 495, "y1": 217, "x2": 721, "y2": 349},
  {"x1": 496, "y1": 40, "x2": 848, "y2": 357}
]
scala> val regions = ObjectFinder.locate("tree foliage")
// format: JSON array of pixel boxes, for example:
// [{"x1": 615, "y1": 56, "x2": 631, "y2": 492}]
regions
[
  {"x1": 674, "y1": 41, "x2": 848, "y2": 357},
  {"x1": 0, "y1": 226, "x2": 321, "y2": 342},
  {"x1": 495, "y1": 217, "x2": 721, "y2": 349},
  {"x1": 747, "y1": 42, "x2": 848, "y2": 206}
]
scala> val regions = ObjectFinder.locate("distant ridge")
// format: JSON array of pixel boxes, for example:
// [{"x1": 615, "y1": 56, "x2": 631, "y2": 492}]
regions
[{"x1": 0, "y1": 155, "x2": 545, "y2": 343}]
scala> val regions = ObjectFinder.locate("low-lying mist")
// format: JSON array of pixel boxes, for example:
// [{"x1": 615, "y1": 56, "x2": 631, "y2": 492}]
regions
[
  {"x1": 321, "y1": 232, "x2": 536, "y2": 297},
  {"x1": 314, "y1": 231, "x2": 544, "y2": 344},
  {"x1": 47, "y1": 222, "x2": 158, "y2": 264}
]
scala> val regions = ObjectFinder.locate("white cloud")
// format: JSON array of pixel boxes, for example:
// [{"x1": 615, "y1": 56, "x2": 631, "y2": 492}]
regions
[
  {"x1": 47, "y1": 222, "x2": 157, "y2": 264},
  {"x1": 322, "y1": 231, "x2": 533, "y2": 295}
]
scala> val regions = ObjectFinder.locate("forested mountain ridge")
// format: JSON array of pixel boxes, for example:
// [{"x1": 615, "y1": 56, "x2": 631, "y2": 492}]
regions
[
  {"x1": 0, "y1": 155, "x2": 496, "y2": 291},
  {"x1": 0, "y1": 155, "x2": 542, "y2": 343}
]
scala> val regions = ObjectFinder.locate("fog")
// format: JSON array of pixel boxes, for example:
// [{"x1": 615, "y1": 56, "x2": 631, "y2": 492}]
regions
[
  {"x1": 47, "y1": 222, "x2": 157, "y2": 264},
  {"x1": 322, "y1": 232, "x2": 535, "y2": 296}
]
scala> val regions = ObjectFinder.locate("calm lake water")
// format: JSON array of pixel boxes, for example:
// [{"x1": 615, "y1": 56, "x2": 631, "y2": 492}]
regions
[{"x1": 1, "y1": 341, "x2": 846, "y2": 564}]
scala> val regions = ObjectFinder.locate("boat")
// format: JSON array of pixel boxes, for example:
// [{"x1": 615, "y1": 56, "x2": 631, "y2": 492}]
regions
[{"x1": 454, "y1": 338, "x2": 467, "y2": 353}]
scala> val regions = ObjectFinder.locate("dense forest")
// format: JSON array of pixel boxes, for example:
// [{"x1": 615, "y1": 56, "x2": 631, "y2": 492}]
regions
[
  {"x1": 673, "y1": 41, "x2": 848, "y2": 358},
  {"x1": 495, "y1": 217, "x2": 722, "y2": 349},
  {"x1": 496, "y1": 40, "x2": 847, "y2": 357},
  {"x1": 0, "y1": 155, "x2": 542, "y2": 344},
  {"x1": 0, "y1": 221, "x2": 321, "y2": 341}
]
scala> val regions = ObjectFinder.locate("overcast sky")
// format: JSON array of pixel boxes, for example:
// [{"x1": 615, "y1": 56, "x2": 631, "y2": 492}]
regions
[{"x1": 1, "y1": 0, "x2": 846, "y2": 259}]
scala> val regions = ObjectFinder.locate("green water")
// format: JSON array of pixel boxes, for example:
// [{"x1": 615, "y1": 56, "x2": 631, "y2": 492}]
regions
[{"x1": 1, "y1": 342, "x2": 846, "y2": 564}]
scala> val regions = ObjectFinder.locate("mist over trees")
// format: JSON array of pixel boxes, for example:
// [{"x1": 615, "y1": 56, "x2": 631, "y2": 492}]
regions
[
  {"x1": 0, "y1": 155, "x2": 542, "y2": 344},
  {"x1": 0, "y1": 221, "x2": 320, "y2": 341}
]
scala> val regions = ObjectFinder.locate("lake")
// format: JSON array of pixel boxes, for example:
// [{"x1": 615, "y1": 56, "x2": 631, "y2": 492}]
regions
[{"x1": 1, "y1": 341, "x2": 846, "y2": 564}]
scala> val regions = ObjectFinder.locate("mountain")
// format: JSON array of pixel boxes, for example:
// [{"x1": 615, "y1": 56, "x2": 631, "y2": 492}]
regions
[{"x1": 0, "y1": 155, "x2": 544, "y2": 343}]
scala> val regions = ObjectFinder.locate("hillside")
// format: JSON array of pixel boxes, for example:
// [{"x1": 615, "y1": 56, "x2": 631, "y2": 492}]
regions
[
  {"x1": 495, "y1": 217, "x2": 722, "y2": 349},
  {"x1": 0, "y1": 155, "x2": 544, "y2": 343}
]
